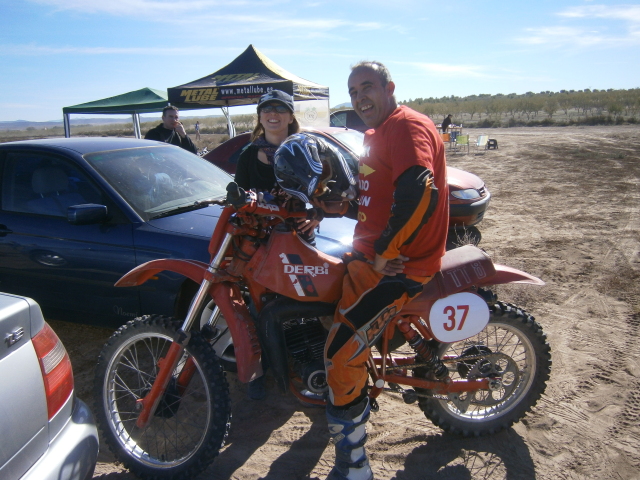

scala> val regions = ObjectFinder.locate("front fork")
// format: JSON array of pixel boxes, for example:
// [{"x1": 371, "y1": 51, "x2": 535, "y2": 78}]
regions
[{"x1": 135, "y1": 233, "x2": 233, "y2": 429}]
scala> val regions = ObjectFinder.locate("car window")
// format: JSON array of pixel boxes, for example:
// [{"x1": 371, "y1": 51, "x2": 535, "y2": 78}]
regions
[
  {"x1": 1, "y1": 151, "x2": 105, "y2": 217},
  {"x1": 85, "y1": 145, "x2": 231, "y2": 221},
  {"x1": 331, "y1": 111, "x2": 348, "y2": 128}
]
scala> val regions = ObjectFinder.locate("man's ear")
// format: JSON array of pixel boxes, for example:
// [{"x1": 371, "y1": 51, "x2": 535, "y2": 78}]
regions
[{"x1": 386, "y1": 81, "x2": 396, "y2": 97}]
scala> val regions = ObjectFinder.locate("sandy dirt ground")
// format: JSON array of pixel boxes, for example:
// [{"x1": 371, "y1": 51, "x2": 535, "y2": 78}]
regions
[{"x1": 48, "y1": 125, "x2": 640, "y2": 480}]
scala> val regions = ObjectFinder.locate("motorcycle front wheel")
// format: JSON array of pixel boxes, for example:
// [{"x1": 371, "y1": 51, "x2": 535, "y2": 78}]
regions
[
  {"x1": 417, "y1": 300, "x2": 551, "y2": 437},
  {"x1": 94, "y1": 315, "x2": 231, "y2": 480}
]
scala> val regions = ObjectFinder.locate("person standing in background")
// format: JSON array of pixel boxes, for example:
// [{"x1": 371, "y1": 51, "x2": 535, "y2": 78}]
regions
[
  {"x1": 145, "y1": 105, "x2": 197, "y2": 154},
  {"x1": 441, "y1": 114, "x2": 453, "y2": 133}
]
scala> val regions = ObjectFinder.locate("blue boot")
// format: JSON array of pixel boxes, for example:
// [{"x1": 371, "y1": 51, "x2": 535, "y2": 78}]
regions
[{"x1": 326, "y1": 397, "x2": 374, "y2": 480}]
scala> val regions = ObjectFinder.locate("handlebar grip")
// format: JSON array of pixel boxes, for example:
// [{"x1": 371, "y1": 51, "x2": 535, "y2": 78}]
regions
[{"x1": 226, "y1": 182, "x2": 247, "y2": 208}]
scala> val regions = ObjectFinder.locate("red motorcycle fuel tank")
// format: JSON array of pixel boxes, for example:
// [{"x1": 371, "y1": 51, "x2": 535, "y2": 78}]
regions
[{"x1": 245, "y1": 229, "x2": 345, "y2": 302}]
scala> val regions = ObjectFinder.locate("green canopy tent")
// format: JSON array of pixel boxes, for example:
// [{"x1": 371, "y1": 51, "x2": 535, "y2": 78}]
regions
[
  {"x1": 62, "y1": 87, "x2": 169, "y2": 138},
  {"x1": 168, "y1": 45, "x2": 330, "y2": 136}
]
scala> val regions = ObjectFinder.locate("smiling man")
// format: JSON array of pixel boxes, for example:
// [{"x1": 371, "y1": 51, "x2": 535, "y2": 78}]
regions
[{"x1": 321, "y1": 61, "x2": 449, "y2": 480}]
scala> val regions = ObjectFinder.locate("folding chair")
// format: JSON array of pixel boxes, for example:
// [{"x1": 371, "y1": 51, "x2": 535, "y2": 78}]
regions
[
  {"x1": 475, "y1": 135, "x2": 489, "y2": 151},
  {"x1": 441, "y1": 133, "x2": 451, "y2": 148},
  {"x1": 453, "y1": 134, "x2": 470, "y2": 154}
]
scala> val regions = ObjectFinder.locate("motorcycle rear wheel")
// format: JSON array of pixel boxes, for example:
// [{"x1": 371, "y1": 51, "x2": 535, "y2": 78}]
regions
[
  {"x1": 94, "y1": 315, "x2": 231, "y2": 480},
  {"x1": 417, "y1": 301, "x2": 551, "y2": 436}
]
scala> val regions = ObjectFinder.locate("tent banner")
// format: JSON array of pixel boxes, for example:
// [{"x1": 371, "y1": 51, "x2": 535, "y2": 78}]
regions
[
  {"x1": 295, "y1": 99, "x2": 330, "y2": 128},
  {"x1": 171, "y1": 81, "x2": 291, "y2": 106}
]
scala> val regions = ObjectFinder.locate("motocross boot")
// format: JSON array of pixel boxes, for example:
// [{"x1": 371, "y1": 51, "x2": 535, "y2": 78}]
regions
[{"x1": 326, "y1": 397, "x2": 374, "y2": 480}]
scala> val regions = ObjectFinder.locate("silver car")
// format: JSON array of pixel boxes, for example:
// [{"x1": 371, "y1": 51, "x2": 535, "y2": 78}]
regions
[{"x1": 0, "y1": 292, "x2": 98, "y2": 480}]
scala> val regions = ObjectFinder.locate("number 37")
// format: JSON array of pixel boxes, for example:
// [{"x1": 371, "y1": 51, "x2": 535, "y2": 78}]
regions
[{"x1": 443, "y1": 305, "x2": 470, "y2": 331}]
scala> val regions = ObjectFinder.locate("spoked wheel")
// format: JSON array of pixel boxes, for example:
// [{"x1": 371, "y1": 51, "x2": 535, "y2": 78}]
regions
[
  {"x1": 94, "y1": 315, "x2": 231, "y2": 480},
  {"x1": 417, "y1": 301, "x2": 551, "y2": 436}
]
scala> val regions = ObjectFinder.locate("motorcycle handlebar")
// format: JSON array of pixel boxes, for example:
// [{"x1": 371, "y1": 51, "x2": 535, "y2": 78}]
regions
[{"x1": 224, "y1": 182, "x2": 307, "y2": 220}]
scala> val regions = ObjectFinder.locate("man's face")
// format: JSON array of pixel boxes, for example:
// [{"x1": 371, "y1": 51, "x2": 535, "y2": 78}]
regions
[
  {"x1": 162, "y1": 109, "x2": 179, "y2": 129},
  {"x1": 348, "y1": 69, "x2": 395, "y2": 129}
]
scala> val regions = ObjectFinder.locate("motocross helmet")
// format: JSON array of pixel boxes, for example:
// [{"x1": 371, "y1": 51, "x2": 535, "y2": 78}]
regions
[{"x1": 274, "y1": 133, "x2": 358, "y2": 204}]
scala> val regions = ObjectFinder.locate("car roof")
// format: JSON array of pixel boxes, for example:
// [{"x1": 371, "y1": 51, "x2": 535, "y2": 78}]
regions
[{"x1": 0, "y1": 137, "x2": 164, "y2": 155}]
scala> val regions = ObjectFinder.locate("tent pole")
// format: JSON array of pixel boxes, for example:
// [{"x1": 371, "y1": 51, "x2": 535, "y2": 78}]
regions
[
  {"x1": 222, "y1": 105, "x2": 236, "y2": 138},
  {"x1": 63, "y1": 114, "x2": 71, "y2": 138},
  {"x1": 132, "y1": 113, "x2": 142, "y2": 138}
]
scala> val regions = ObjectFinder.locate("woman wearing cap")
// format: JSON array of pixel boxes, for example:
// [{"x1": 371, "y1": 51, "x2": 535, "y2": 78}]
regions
[
  {"x1": 235, "y1": 90, "x2": 322, "y2": 241},
  {"x1": 235, "y1": 90, "x2": 320, "y2": 400}
]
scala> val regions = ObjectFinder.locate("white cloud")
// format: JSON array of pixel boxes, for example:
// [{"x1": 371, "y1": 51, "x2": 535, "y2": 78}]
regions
[
  {"x1": 28, "y1": 0, "x2": 397, "y2": 40},
  {"x1": 1, "y1": 44, "x2": 218, "y2": 55},
  {"x1": 558, "y1": 4, "x2": 640, "y2": 23},
  {"x1": 517, "y1": 26, "x2": 610, "y2": 47},
  {"x1": 516, "y1": 4, "x2": 640, "y2": 48},
  {"x1": 400, "y1": 61, "x2": 497, "y2": 79},
  {"x1": 30, "y1": 0, "x2": 283, "y2": 15}
]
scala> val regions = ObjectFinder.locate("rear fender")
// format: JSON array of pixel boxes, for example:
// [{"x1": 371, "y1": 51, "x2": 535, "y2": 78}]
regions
[
  {"x1": 115, "y1": 259, "x2": 210, "y2": 287},
  {"x1": 484, "y1": 264, "x2": 545, "y2": 286}
]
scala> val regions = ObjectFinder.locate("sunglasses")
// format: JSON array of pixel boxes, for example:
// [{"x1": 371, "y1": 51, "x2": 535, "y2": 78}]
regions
[{"x1": 260, "y1": 104, "x2": 290, "y2": 114}]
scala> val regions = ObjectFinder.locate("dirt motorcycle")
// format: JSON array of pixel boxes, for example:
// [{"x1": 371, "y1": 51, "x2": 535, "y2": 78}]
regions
[{"x1": 94, "y1": 183, "x2": 551, "y2": 480}]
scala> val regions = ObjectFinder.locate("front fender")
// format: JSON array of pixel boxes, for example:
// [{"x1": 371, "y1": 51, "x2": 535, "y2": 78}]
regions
[
  {"x1": 115, "y1": 259, "x2": 210, "y2": 287},
  {"x1": 210, "y1": 283, "x2": 263, "y2": 383}
]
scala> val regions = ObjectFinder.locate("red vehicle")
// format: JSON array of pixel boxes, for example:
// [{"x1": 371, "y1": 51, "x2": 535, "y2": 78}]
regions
[{"x1": 94, "y1": 183, "x2": 550, "y2": 480}]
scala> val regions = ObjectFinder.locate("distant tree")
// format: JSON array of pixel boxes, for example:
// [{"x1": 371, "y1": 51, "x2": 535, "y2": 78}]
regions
[{"x1": 544, "y1": 98, "x2": 559, "y2": 118}]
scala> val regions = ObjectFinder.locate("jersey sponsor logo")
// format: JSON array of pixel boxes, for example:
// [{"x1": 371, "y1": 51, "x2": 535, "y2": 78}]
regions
[
  {"x1": 359, "y1": 164, "x2": 375, "y2": 177},
  {"x1": 279, "y1": 253, "x2": 329, "y2": 297},
  {"x1": 358, "y1": 211, "x2": 367, "y2": 222},
  {"x1": 359, "y1": 195, "x2": 371, "y2": 207}
]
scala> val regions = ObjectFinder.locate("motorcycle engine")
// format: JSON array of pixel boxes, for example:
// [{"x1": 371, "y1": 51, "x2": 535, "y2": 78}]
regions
[{"x1": 282, "y1": 317, "x2": 328, "y2": 394}]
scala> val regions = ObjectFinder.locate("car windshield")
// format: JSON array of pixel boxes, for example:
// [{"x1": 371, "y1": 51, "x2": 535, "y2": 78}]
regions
[
  {"x1": 85, "y1": 146, "x2": 231, "y2": 221},
  {"x1": 328, "y1": 129, "x2": 365, "y2": 157}
]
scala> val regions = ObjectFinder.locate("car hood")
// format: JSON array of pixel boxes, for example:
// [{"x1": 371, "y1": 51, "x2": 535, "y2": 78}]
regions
[
  {"x1": 146, "y1": 205, "x2": 223, "y2": 238},
  {"x1": 447, "y1": 166, "x2": 484, "y2": 190}
]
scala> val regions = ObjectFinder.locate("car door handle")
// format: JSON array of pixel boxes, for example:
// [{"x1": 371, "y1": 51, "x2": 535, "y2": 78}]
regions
[{"x1": 0, "y1": 225, "x2": 13, "y2": 237}]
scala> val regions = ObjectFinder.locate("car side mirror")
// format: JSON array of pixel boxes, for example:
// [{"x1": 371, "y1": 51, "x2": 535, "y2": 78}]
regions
[{"x1": 67, "y1": 204, "x2": 108, "y2": 225}]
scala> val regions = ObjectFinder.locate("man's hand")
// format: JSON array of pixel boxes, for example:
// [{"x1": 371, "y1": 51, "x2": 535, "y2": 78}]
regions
[
  {"x1": 174, "y1": 122, "x2": 187, "y2": 138},
  {"x1": 373, "y1": 254, "x2": 409, "y2": 276}
]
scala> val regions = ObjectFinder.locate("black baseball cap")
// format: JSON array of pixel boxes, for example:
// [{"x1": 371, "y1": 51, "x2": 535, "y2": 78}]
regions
[{"x1": 257, "y1": 90, "x2": 294, "y2": 113}]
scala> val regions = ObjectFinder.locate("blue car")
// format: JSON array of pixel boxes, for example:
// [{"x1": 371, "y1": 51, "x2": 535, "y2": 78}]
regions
[
  {"x1": 0, "y1": 138, "x2": 351, "y2": 329},
  {"x1": 0, "y1": 138, "x2": 232, "y2": 327}
]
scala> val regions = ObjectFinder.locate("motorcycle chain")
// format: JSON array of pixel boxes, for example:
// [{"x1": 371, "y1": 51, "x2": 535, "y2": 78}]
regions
[
  {"x1": 382, "y1": 353, "x2": 514, "y2": 402},
  {"x1": 382, "y1": 352, "x2": 504, "y2": 372}
]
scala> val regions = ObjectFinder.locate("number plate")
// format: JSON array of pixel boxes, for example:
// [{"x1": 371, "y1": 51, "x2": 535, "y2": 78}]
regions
[{"x1": 428, "y1": 292, "x2": 490, "y2": 342}]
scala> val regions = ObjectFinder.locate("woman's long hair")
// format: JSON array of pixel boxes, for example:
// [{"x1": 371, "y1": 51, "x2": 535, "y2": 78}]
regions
[{"x1": 250, "y1": 114, "x2": 300, "y2": 142}]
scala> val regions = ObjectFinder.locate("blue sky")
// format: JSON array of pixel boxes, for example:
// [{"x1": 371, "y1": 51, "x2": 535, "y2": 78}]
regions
[{"x1": 1, "y1": 0, "x2": 639, "y2": 122}]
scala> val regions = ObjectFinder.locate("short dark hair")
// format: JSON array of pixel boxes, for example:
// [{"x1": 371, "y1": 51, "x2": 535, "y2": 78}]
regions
[
  {"x1": 162, "y1": 105, "x2": 179, "y2": 116},
  {"x1": 350, "y1": 61, "x2": 393, "y2": 87}
]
